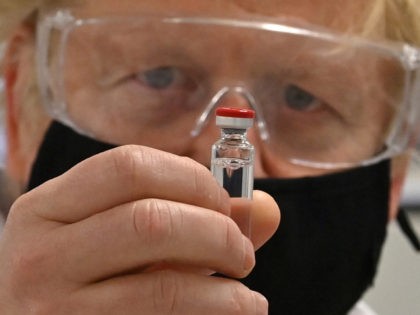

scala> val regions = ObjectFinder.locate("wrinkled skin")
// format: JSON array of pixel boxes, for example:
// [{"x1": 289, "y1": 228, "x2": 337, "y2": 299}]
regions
[{"x1": 0, "y1": 145, "x2": 279, "y2": 313}]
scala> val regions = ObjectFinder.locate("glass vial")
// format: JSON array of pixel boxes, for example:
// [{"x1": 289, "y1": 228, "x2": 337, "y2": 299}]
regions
[{"x1": 211, "y1": 107, "x2": 255, "y2": 199}]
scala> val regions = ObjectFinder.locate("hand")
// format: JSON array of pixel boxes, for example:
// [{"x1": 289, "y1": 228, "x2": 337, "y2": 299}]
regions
[{"x1": 0, "y1": 145, "x2": 280, "y2": 314}]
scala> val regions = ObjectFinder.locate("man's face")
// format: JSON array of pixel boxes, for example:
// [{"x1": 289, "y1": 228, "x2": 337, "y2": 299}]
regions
[{"x1": 6, "y1": 0, "x2": 413, "y2": 217}]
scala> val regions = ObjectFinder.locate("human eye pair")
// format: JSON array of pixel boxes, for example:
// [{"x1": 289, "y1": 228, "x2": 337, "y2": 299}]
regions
[{"x1": 132, "y1": 66, "x2": 324, "y2": 113}]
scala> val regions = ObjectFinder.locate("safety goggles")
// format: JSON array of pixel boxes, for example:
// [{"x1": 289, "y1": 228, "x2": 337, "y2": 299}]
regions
[{"x1": 36, "y1": 9, "x2": 420, "y2": 169}]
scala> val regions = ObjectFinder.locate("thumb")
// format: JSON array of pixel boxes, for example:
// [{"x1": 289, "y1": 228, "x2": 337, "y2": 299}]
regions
[
  {"x1": 250, "y1": 190, "x2": 281, "y2": 250},
  {"x1": 230, "y1": 190, "x2": 280, "y2": 250}
]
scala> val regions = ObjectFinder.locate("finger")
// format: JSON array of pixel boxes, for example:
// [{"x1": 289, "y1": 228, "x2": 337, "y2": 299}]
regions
[
  {"x1": 47, "y1": 198, "x2": 255, "y2": 283},
  {"x1": 70, "y1": 270, "x2": 268, "y2": 315},
  {"x1": 250, "y1": 190, "x2": 280, "y2": 250},
  {"x1": 230, "y1": 190, "x2": 280, "y2": 250},
  {"x1": 15, "y1": 145, "x2": 230, "y2": 223},
  {"x1": 229, "y1": 197, "x2": 252, "y2": 237}
]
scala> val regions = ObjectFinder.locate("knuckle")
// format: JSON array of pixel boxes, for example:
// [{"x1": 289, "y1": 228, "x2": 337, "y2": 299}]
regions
[
  {"x1": 131, "y1": 199, "x2": 179, "y2": 247},
  {"x1": 218, "y1": 215, "x2": 251, "y2": 278},
  {"x1": 152, "y1": 270, "x2": 182, "y2": 314},
  {"x1": 107, "y1": 146, "x2": 168, "y2": 196},
  {"x1": 227, "y1": 283, "x2": 259, "y2": 315},
  {"x1": 1, "y1": 205, "x2": 60, "y2": 308},
  {"x1": 8, "y1": 244, "x2": 49, "y2": 289},
  {"x1": 6, "y1": 201, "x2": 24, "y2": 227},
  {"x1": 182, "y1": 156, "x2": 225, "y2": 205},
  {"x1": 107, "y1": 146, "x2": 140, "y2": 187},
  {"x1": 4, "y1": 248, "x2": 59, "y2": 311},
  {"x1": 189, "y1": 159, "x2": 210, "y2": 192},
  {"x1": 7, "y1": 193, "x2": 36, "y2": 225}
]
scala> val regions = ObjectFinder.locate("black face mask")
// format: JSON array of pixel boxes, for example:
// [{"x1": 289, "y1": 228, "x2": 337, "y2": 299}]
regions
[
  {"x1": 28, "y1": 121, "x2": 391, "y2": 315},
  {"x1": 247, "y1": 166, "x2": 389, "y2": 315}
]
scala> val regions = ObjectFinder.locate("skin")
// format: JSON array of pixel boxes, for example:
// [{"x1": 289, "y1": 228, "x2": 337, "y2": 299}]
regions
[{"x1": 0, "y1": 0, "x2": 413, "y2": 313}]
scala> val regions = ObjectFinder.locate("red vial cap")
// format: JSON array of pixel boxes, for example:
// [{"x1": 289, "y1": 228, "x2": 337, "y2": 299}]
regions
[{"x1": 216, "y1": 107, "x2": 255, "y2": 119}]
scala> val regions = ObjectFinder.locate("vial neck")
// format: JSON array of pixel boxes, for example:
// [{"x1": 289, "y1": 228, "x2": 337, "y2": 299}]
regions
[{"x1": 221, "y1": 128, "x2": 248, "y2": 138}]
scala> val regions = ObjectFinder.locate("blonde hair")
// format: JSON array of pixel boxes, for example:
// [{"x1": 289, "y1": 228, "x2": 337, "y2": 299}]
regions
[
  {"x1": 0, "y1": 1, "x2": 42, "y2": 41},
  {"x1": 363, "y1": 0, "x2": 420, "y2": 45},
  {"x1": 0, "y1": 1, "x2": 71, "y2": 41},
  {"x1": 0, "y1": 0, "x2": 419, "y2": 44},
  {"x1": 0, "y1": 1, "x2": 420, "y2": 40}
]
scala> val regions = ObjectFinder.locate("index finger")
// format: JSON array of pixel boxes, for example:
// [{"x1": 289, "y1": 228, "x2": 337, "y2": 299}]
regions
[{"x1": 16, "y1": 145, "x2": 230, "y2": 223}]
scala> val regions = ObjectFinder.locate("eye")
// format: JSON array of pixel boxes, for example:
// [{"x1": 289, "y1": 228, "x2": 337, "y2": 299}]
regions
[
  {"x1": 284, "y1": 84, "x2": 321, "y2": 111},
  {"x1": 136, "y1": 66, "x2": 184, "y2": 90}
]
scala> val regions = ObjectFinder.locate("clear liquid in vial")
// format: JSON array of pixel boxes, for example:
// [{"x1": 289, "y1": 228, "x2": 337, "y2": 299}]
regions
[{"x1": 211, "y1": 157, "x2": 254, "y2": 199}]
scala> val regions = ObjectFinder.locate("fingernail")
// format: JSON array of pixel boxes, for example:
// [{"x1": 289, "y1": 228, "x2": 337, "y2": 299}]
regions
[{"x1": 253, "y1": 291, "x2": 268, "y2": 315}]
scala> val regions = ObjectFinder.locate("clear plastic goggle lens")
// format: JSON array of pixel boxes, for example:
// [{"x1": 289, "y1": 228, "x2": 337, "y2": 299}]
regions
[{"x1": 37, "y1": 10, "x2": 420, "y2": 169}]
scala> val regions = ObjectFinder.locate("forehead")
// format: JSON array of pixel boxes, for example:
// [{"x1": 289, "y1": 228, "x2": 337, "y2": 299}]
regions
[{"x1": 64, "y1": 0, "x2": 370, "y2": 33}]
